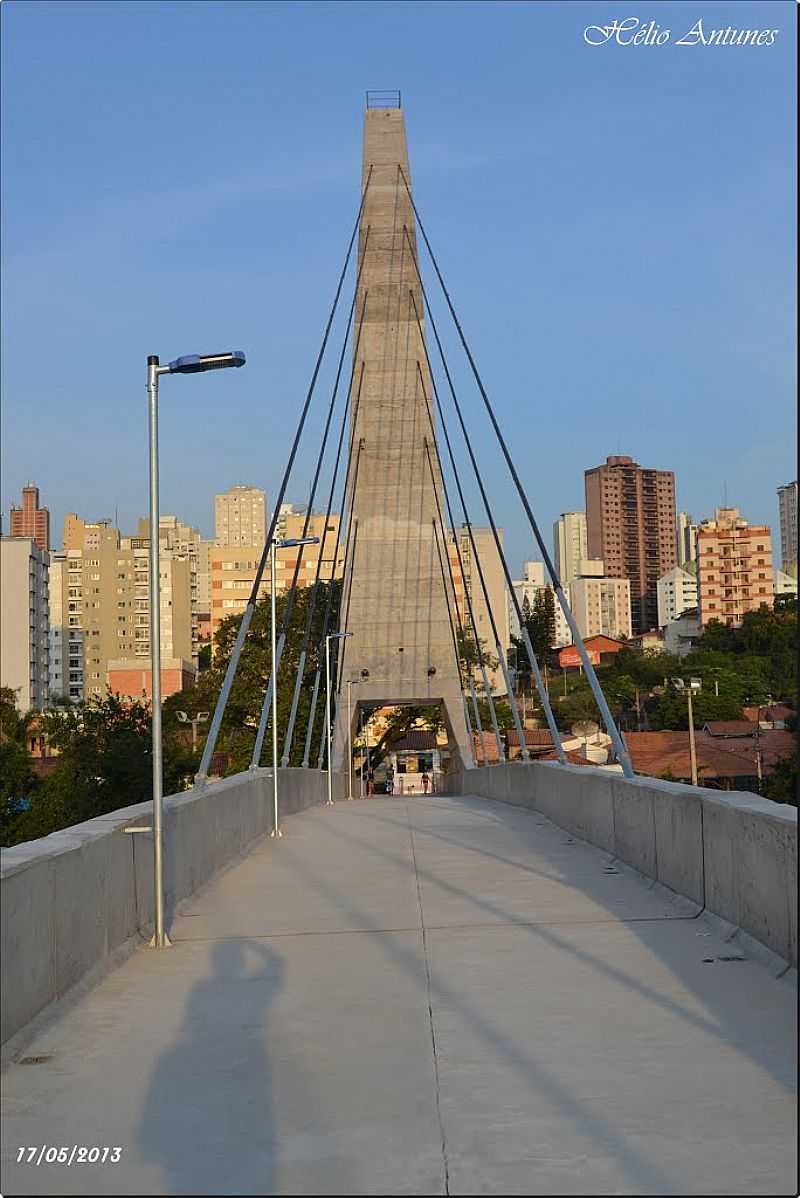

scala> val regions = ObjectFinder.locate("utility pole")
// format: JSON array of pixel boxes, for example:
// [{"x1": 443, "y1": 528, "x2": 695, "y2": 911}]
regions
[
  {"x1": 672, "y1": 677, "x2": 701, "y2": 787},
  {"x1": 686, "y1": 685, "x2": 698, "y2": 788},
  {"x1": 754, "y1": 707, "x2": 763, "y2": 793}
]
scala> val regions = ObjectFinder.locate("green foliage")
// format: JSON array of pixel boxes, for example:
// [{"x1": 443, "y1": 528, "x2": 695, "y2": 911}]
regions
[
  {"x1": 362, "y1": 705, "x2": 443, "y2": 772},
  {"x1": 177, "y1": 580, "x2": 343, "y2": 773},
  {"x1": 698, "y1": 606, "x2": 797, "y2": 704},
  {"x1": 474, "y1": 697, "x2": 514, "y2": 732},
  {"x1": 512, "y1": 588, "x2": 557, "y2": 668},
  {"x1": 456, "y1": 626, "x2": 498, "y2": 678},
  {"x1": 762, "y1": 748, "x2": 799, "y2": 806},
  {"x1": 646, "y1": 690, "x2": 743, "y2": 731},
  {"x1": 2, "y1": 694, "x2": 196, "y2": 847}
]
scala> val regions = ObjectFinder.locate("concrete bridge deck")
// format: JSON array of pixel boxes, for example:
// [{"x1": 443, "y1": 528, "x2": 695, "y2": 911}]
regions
[{"x1": 1, "y1": 794, "x2": 796, "y2": 1196}]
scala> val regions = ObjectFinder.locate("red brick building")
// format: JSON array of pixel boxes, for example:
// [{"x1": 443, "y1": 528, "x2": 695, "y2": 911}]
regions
[
  {"x1": 106, "y1": 658, "x2": 195, "y2": 700},
  {"x1": 585, "y1": 456, "x2": 676, "y2": 635},
  {"x1": 558, "y1": 635, "x2": 627, "y2": 668},
  {"x1": 9, "y1": 483, "x2": 50, "y2": 551}
]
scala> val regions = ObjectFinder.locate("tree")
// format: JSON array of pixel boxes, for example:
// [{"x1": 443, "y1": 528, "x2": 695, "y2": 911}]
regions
[
  {"x1": 0, "y1": 688, "x2": 40, "y2": 846},
  {"x1": 647, "y1": 690, "x2": 743, "y2": 731},
  {"x1": 360, "y1": 705, "x2": 443, "y2": 772},
  {"x1": 2, "y1": 693, "x2": 195, "y2": 848},
  {"x1": 762, "y1": 747, "x2": 798, "y2": 806},
  {"x1": 176, "y1": 580, "x2": 343, "y2": 773}
]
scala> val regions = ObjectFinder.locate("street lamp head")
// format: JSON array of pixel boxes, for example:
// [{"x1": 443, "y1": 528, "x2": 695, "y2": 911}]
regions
[
  {"x1": 328, "y1": 631, "x2": 352, "y2": 641},
  {"x1": 176, "y1": 710, "x2": 189, "y2": 722},
  {"x1": 278, "y1": 536, "x2": 321, "y2": 549},
  {"x1": 197, "y1": 712, "x2": 210, "y2": 722},
  {"x1": 167, "y1": 351, "x2": 246, "y2": 375}
]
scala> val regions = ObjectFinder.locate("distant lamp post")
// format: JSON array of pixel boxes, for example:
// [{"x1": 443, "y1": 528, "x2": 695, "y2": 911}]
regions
[
  {"x1": 269, "y1": 536, "x2": 320, "y2": 838},
  {"x1": 176, "y1": 710, "x2": 209, "y2": 752},
  {"x1": 325, "y1": 631, "x2": 352, "y2": 805},
  {"x1": 671, "y1": 677, "x2": 702, "y2": 787},
  {"x1": 146, "y1": 349, "x2": 245, "y2": 949}
]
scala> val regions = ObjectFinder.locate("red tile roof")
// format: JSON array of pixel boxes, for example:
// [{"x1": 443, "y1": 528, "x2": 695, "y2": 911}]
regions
[
  {"x1": 623, "y1": 730, "x2": 794, "y2": 782},
  {"x1": 539, "y1": 748, "x2": 598, "y2": 767},
  {"x1": 392, "y1": 731, "x2": 438, "y2": 751},
  {"x1": 703, "y1": 721, "x2": 757, "y2": 737},
  {"x1": 743, "y1": 704, "x2": 794, "y2": 724},
  {"x1": 472, "y1": 731, "x2": 502, "y2": 765},
  {"x1": 506, "y1": 729, "x2": 562, "y2": 747}
]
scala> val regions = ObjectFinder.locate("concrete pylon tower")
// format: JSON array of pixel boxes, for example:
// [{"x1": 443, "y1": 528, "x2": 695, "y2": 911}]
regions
[{"x1": 333, "y1": 99, "x2": 473, "y2": 770}]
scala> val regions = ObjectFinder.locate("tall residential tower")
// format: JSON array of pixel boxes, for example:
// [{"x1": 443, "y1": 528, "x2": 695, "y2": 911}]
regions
[{"x1": 585, "y1": 455, "x2": 676, "y2": 635}]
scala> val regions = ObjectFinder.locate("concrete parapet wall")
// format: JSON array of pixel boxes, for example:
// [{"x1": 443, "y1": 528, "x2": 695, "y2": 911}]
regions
[
  {"x1": 444, "y1": 763, "x2": 797, "y2": 966},
  {"x1": 1, "y1": 769, "x2": 338, "y2": 1049}
]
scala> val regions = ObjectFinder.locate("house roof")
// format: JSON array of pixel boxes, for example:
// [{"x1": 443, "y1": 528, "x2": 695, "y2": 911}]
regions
[
  {"x1": 703, "y1": 721, "x2": 757, "y2": 737},
  {"x1": 622, "y1": 730, "x2": 794, "y2": 782},
  {"x1": 538, "y1": 748, "x2": 600, "y2": 766},
  {"x1": 392, "y1": 731, "x2": 438, "y2": 751},
  {"x1": 472, "y1": 731, "x2": 501, "y2": 765},
  {"x1": 743, "y1": 704, "x2": 794, "y2": 723},
  {"x1": 506, "y1": 729, "x2": 563, "y2": 747}
]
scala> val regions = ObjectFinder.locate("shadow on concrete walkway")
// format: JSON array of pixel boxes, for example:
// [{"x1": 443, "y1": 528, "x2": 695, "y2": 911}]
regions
[{"x1": 136, "y1": 940, "x2": 283, "y2": 1196}]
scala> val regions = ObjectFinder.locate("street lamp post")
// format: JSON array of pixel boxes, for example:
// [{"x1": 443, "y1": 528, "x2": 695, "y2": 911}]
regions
[
  {"x1": 146, "y1": 350, "x2": 245, "y2": 947},
  {"x1": 325, "y1": 631, "x2": 352, "y2": 805},
  {"x1": 176, "y1": 710, "x2": 209, "y2": 753},
  {"x1": 672, "y1": 677, "x2": 702, "y2": 787},
  {"x1": 269, "y1": 536, "x2": 319, "y2": 838}
]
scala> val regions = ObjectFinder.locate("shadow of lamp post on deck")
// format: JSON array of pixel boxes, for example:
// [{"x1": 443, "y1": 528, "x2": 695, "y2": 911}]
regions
[{"x1": 145, "y1": 351, "x2": 246, "y2": 948}]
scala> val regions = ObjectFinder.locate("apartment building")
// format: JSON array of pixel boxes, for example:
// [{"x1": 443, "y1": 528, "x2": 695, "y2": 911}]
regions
[
  {"x1": 569, "y1": 573, "x2": 632, "y2": 642},
  {"x1": 697, "y1": 507, "x2": 773, "y2": 627},
  {"x1": 9, "y1": 483, "x2": 50, "y2": 552},
  {"x1": 553, "y1": 512, "x2": 587, "y2": 586},
  {"x1": 137, "y1": 515, "x2": 209, "y2": 667},
  {"x1": 53, "y1": 522, "x2": 193, "y2": 699},
  {"x1": 210, "y1": 512, "x2": 345, "y2": 640},
  {"x1": 656, "y1": 563, "x2": 699, "y2": 626},
  {"x1": 585, "y1": 455, "x2": 676, "y2": 635},
  {"x1": 214, "y1": 485, "x2": 267, "y2": 549},
  {"x1": 508, "y1": 560, "x2": 570, "y2": 648},
  {"x1": 777, "y1": 482, "x2": 797, "y2": 570},
  {"x1": 0, "y1": 537, "x2": 49, "y2": 710},
  {"x1": 676, "y1": 511, "x2": 698, "y2": 568},
  {"x1": 446, "y1": 526, "x2": 509, "y2": 692}
]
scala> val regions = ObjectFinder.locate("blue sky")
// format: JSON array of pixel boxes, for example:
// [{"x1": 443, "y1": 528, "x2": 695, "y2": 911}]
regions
[{"x1": 2, "y1": 0, "x2": 796, "y2": 571}]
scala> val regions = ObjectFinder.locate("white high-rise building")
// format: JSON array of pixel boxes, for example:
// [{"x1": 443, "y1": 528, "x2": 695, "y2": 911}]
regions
[
  {"x1": 774, "y1": 567, "x2": 798, "y2": 597},
  {"x1": 777, "y1": 482, "x2": 797, "y2": 570},
  {"x1": 1, "y1": 537, "x2": 49, "y2": 711},
  {"x1": 553, "y1": 512, "x2": 587, "y2": 586},
  {"x1": 677, "y1": 512, "x2": 698, "y2": 568},
  {"x1": 657, "y1": 564, "x2": 699, "y2": 626},
  {"x1": 569, "y1": 575, "x2": 632, "y2": 642},
  {"x1": 508, "y1": 561, "x2": 570, "y2": 647},
  {"x1": 214, "y1": 485, "x2": 267, "y2": 550}
]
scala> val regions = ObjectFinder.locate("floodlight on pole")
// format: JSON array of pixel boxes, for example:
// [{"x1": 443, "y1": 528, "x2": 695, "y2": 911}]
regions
[
  {"x1": 325, "y1": 632, "x2": 352, "y2": 805},
  {"x1": 176, "y1": 710, "x2": 209, "y2": 753},
  {"x1": 145, "y1": 350, "x2": 246, "y2": 949},
  {"x1": 268, "y1": 535, "x2": 320, "y2": 839}
]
